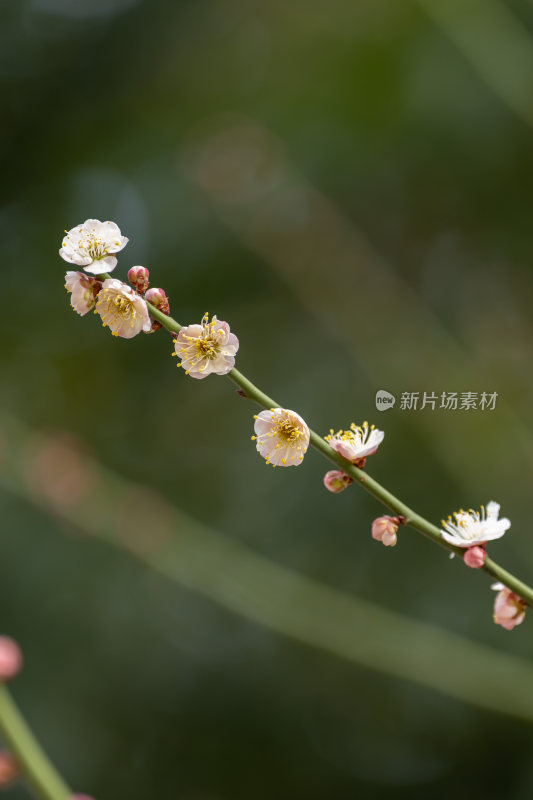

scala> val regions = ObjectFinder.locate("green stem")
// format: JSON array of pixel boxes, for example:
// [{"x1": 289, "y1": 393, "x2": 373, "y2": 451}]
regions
[
  {"x1": 144, "y1": 298, "x2": 533, "y2": 607},
  {"x1": 0, "y1": 684, "x2": 70, "y2": 800}
]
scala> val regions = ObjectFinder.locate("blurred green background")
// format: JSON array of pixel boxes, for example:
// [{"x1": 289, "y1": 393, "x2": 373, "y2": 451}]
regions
[{"x1": 2, "y1": 0, "x2": 533, "y2": 797}]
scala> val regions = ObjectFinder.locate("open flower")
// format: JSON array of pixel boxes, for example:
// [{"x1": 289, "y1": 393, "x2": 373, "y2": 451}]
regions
[
  {"x1": 174, "y1": 314, "x2": 239, "y2": 379},
  {"x1": 253, "y1": 408, "x2": 310, "y2": 467},
  {"x1": 59, "y1": 219, "x2": 128, "y2": 274},
  {"x1": 440, "y1": 501, "x2": 510, "y2": 547},
  {"x1": 95, "y1": 279, "x2": 151, "y2": 338},
  {"x1": 491, "y1": 583, "x2": 526, "y2": 631},
  {"x1": 65, "y1": 271, "x2": 101, "y2": 316},
  {"x1": 325, "y1": 421, "x2": 384, "y2": 466}
]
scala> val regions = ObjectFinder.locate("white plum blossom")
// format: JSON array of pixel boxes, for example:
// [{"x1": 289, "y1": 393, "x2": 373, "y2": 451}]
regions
[
  {"x1": 59, "y1": 219, "x2": 128, "y2": 274},
  {"x1": 95, "y1": 278, "x2": 151, "y2": 338},
  {"x1": 174, "y1": 314, "x2": 239, "y2": 379},
  {"x1": 440, "y1": 501, "x2": 510, "y2": 548},
  {"x1": 252, "y1": 408, "x2": 310, "y2": 467},
  {"x1": 65, "y1": 271, "x2": 101, "y2": 316},
  {"x1": 325, "y1": 421, "x2": 384, "y2": 465}
]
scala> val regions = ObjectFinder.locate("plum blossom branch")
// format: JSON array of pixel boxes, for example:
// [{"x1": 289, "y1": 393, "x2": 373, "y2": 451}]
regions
[
  {"x1": 134, "y1": 292, "x2": 533, "y2": 609},
  {"x1": 65, "y1": 230, "x2": 533, "y2": 616}
]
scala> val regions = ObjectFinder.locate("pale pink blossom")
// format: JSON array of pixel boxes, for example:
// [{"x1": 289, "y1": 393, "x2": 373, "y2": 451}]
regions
[
  {"x1": 491, "y1": 583, "x2": 526, "y2": 631},
  {"x1": 64, "y1": 271, "x2": 101, "y2": 316},
  {"x1": 60, "y1": 219, "x2": 128, "y2": 274},
  {"x1": 463, "y1": 546, "x2": 486, "y2": 569},
  {"x1": 127, "y1": 266, "x2": 150, "y2": 293},
  {"x1": 325, "y1": 422, "x2": 384, "y2": 466},
  {"x1": 253, "y1": 408, "x2": 310, "y2": 467},
  {"x1": 441, "y1": 501, "x2": 510, "y2": 548},
  {"x1": 0, "y1": 751, "x2": 18, "y2": 788},
  {"x1": 174, "y1": 314, "x2": 238, "y2": 378},
  {"x1": 95, "y1": 279, "x2": 151, "y2": 339},
  {"x1": 323, "y1": 470, "x2": 352, "y2": 493},
  {"x1": 371, "y1": 516, "x2": 400, "y2": 547},
  {"x1": 0, "y1": 636, "x2": 23, "y2": 682},
  {"x1": 70, "y1": 795, "x2": 96, "y2": 800}
]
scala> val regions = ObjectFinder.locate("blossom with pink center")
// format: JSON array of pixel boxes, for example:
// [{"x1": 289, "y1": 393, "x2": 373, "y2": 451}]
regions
[
  {"x1": 59, "y1": 219, "x2": 128, "y2": 274},
  {"x1": 440, "y1": 501, "x2": 510, "y2": 548},
  {"x1": 174, "y1": 314, "x2": 239, "y2": 379},
  {"x1": 95, "y1": 279, "x2": 151, "y2": 339},
  {"x1": 252, "y1": 408, "x2": 310, "y2": 467},
  {"x1": 0, "y1": 636, "x2": 23, "y2": 682},
  {"x1": 325, "y1": 421, "x2": 384, "y2": 465},
  {"x1": 323, "y1": 470, "x2": 352, "y2": 493},
  {"x1": 371, "y1": 516, "x2": 400, "y2": 547},
  {"x1": 491, "y1": 583, "x2": 526, "y2": 631},
  {"x1": 64, "y1": 271, "x2": 101, "y2": 316},
  {"x1": 0, "y1": 751, "x2": 18, "y2": 788},
  {"x1": 463, "y1": 546, "x2": 486, "y2": 569}
]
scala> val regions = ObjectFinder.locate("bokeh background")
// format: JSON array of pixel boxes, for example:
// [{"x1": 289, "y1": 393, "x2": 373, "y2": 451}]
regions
[{"x1": 2, "y1": 0, "x2": 533, "y2": 797}]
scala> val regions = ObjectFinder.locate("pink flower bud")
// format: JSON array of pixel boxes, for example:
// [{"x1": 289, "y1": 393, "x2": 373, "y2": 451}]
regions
[
  {"x1": 127, "y1": 266, "x2": 150, "y2": 293},
  {"x1": 463, "y1": 546, "x2": 486, "y2": 569},
  {"x1": 145, "y1": 287, "x2": 169, "y2": 310},
  {"x1": 0, "y1": 637, "x2": 23, "y2": 682},
  {"x1": 372, "y1": 516, "x2": 400, "y2": 547},
  {"x1": 145, "y1": 288, "x2": 170, "y2": 331},
  {"x1": 70, "y1": 795, "x2": 96, "y2": 800},
  {"x1": 323, "y1": 470, "x2": 352, "y2": 493},
  {"x1": 0, "y1": 751, "x2": 18, "y2": 788},
  {"x1": 492, "y1": 585, "x2": 526, "y2": 631}
]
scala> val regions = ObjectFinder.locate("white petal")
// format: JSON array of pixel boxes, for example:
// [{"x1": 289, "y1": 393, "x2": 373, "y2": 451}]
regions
[
  {"x1": 59, "y1": 247, "x2": 92, "y2": 266},
  {"x1": 84, "y1": 255, "x2": 118, "y2": 275}
]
